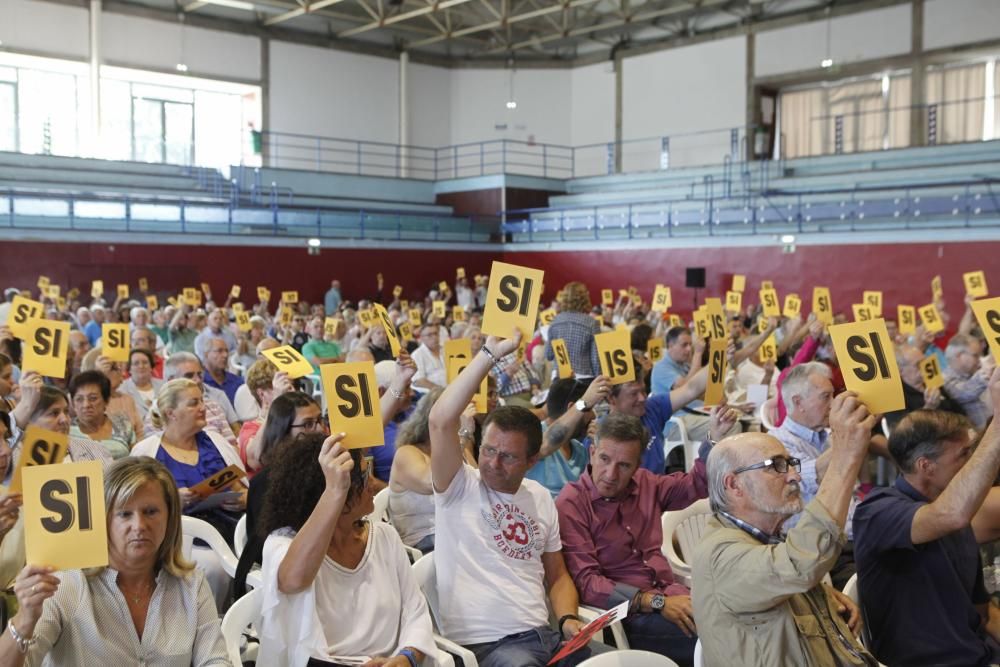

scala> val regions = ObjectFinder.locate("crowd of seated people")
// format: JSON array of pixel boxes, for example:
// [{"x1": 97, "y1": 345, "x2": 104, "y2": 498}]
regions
[{"x1": 0, "y1": 267, "x2": 995, "y2": 667}]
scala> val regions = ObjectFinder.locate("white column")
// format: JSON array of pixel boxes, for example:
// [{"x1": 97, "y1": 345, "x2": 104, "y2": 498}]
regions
[
  {"x1": 89, "y1": 0, "x2": 102, "y2": 157},
  {"x1": 399, "y1": 50, "x2": 409, "y2": 178}
]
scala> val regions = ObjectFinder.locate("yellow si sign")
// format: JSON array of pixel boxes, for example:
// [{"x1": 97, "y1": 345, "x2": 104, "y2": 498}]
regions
[
  {"x1": 725, "y1": 291, "x2": 742, "y2": 314},
  {"x1": 964, "y1": 270, "x2": 988, "y2": 297},
  {"x1": 230, "y1": 285, "x2": 241, "y2": 298},
  {"x1": 324, "y1": 317, "x2": 340, "y2": 338},
  {"x1": 281, "y1": 291, "x2": 299, "y2": 304},
  {"x1": 647, "y1": 338, "x2": 664, "y2": 364},
  {"x1": 235, "y1": 310, "x2": 252, "y2": 332},
  {"x1": 8, "y1": 295, "x2": 44, "y2": 340},
  {"x1": 257, "y1": 286, "x2": 270, "y2": 302},
  {"x1": 918, "y1": 303, "x2": 944, "y2": 333},
  {"x1": 262, "y1": 345, "x2": 314, "y2": 379},
  {"x1": 863, "y1": 290, "x2": 883, "y2": 317},
  {"x1": 116, "y1": 284, "x2": 129, "y2": 300},
  {"x1": 481, "y1": 261, "x2": 544, "y2": 341},
  {"x1": 91, "y1": 280, "x2": 104, "y2": 300},
  {"x1": 852, "y1": 304, "x2": 874, "y2": 323},
  {"x1": 453, "y1": 305, "x2": 467, "y2": 323},
  {"x1": 931, "y1": 275, "x2": 943, "y2": 300},
  {"x1": 898, "y1": 305, "x2": 916, "y2": 335},
  {"x1": 758, "y1": 334, "x2": 778, "y2": 364},
  {"x1": 761, "y1": 280, "x2": 774, "y2": 290},
  {"x1": 813, "y1": 286, "x2": 833, "y2": 324},
  {"x1": 595, "y1": 328, "x2": 635, "y2": 385},
  {"x1": 704, "y1": 338, "x2": 728, "y2": 407},
  {"x1": 432, "y1": 301, "x2": 446, "y2": 319},
  {"x1": 183, "y1": 287, "x2": 200, "y2": 307},
  {"x1": 551, "y1": 339, "x2": 574, "y2": 379},
  {"x1": 278, "y1": 306, "x2": 294, "y2": 327},
  {"x1": 972, "y1": 297, "x2": 1000, "y2": 361},
  {"x1": 102, "y1": 323, "x2": 130, "y2": 363},
  {"x1": 409, "y1": 308, "x2": 422, "y2": 328},
  {"x1": 146, "y1": 295, "x2": 159, "y2": 311},
  {"x1": 919, "y1": 354, "x2": 945, "y2": 390},
  {"x1": 373, "y1": 303, "x2": 401, "y2": 357},
  {"x1": 759, "y1": 288, "x2": 780, "y2": 318},
  {"x1": 444, "y1": 338, "x2": 473, "y2": 371},
  {"x1": 602, "y1": 289, "x2": 614, "y2": 306},
  {"x1": 189, "y1": 465, "x2": 245, "y2": 497},
  {"x1": 732, "y1": 274, "x2": 746, "y2": 293},
  {"x1": 438, "y1": 281, "x2": 449, "y2": 293},
  {"x1": 9, "y1": 426, "x2": 70, "y2": 494},
  {"x1": 24, "y1": 460, "x2": 108, "y2": 571},
  {"x1": 651, "y1": 285, "x2": 672, "y2": 313},
  {"x1": 23, "y1": 320, "x2": 70, "y2": 378},
  {"x1": 783, "y1": 294, "x2": 802, "y2": 319},
  {"x1": 139, "y1": 277, "x2": 149, "y2": 292},
  {"x1": 393, "y1": 285, "x2": 403, "y2": 298},
  {"x1": 322, "y1": 362, "x2": 383, "y2": 449},
  {"x1": 828, "y1": 318, "x2": 904, "y2": 414},
  {"x1": 704, "y1": 298, "x2": 727, "y2": 340},
  {"x1": 693, "y1": 308, "x2": 709, "y2": 340},
  {"x1": 36, "y1": 275, "x2": 50, "y2": 290},
  {"x1": 447, "y1": 357, "x2": 488, "y2": 413},
  {"x1": 539, "y1": 309, "x2": 556, "y2": 326},
  {"x1": 398, "y1": 322, "x2": 413, "y2": 341}
]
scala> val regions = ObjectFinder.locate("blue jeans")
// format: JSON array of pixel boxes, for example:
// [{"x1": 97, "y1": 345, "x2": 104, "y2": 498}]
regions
[
  {"x1": 464, "y1": 626, "x2": 592, "y2": 667},
  {"x1": 622, "y1": 612, "x2": 697, "y2": 667}
]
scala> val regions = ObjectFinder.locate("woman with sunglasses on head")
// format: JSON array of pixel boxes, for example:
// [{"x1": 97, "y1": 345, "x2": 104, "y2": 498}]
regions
[{"x1": 257, "y1": 432, "x2": 436, "y2": 667}]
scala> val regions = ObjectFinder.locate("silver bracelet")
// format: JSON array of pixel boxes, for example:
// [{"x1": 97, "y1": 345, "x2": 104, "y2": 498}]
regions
[
  {"x1": 8, "y1": 620, "x2": 35, "y2": 654},
  {"x1": 480, "y1": 345, "x2": 500, "y2": 367},
  {"x1": 388, "y1": 386, "x2": 404, "y2": 400}
]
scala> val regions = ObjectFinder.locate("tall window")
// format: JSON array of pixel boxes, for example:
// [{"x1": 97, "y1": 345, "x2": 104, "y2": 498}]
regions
[{"x1": 925, "y1": 61, "x2": 991, "y2": 144}]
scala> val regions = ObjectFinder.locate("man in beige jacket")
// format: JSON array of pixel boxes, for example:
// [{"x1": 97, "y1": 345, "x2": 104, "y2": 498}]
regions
[{"x1": 692, "y1": 392, "x2": 878, "y2": 667}]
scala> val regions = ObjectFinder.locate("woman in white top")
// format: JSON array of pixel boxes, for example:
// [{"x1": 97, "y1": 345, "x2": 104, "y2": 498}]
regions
[
  {"x1": 0, "y1": 457, "x2": 229, "y2": 666},
  {"x1": 258, "y1": 432, "x2": 436, "y2": 667}
]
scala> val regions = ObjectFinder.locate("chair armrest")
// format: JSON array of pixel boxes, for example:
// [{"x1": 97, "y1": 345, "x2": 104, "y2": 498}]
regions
[{"x1": 433, "y1": 634, "x2": 478, "y2": 667}]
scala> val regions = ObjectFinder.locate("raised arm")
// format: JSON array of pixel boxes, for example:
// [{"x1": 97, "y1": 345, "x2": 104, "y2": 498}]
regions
[
  {"x1": 912, "y1": 367, "x2": 1000, "y2": 545},
  {"x1": 381, "y1": 351, "x2": 417, "y2": 427},
  {"x1": 734, "y1": 318, "x2": 779, "y2": 366},
  {"x1": 428, "y1": 329, "x2": 521, "y2": 492},
  {"x1": 814, "y1": 392, "x2": 875, "y2": 526},
  {"x1": 669, "y1": 366, "x2": 709, "y2": 411},
  {"x1": 276, "y1": 434, "x2": 352, "y2": 594},
  {"x1": 540, "y1": 376, "x2": 610, "y2": 458}
]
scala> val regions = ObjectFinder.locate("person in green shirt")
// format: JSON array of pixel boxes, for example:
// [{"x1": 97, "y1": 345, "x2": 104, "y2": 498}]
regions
[
  {"x1": 301, "y1": 316, "x2": 343, "y2": 372},
  {"x1": 168, "y1": 304, "x2": 198, "y2": 355}
]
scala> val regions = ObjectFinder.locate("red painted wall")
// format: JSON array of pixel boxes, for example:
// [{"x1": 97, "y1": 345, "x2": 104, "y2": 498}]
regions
[
  {"x1": 0, "y1": 241, "x2": 495, "y2": 305},
  {"x1": 2, "y1": 240, "x2": 996, "y2": 324},
  {"x1": 501, "y1": 241, "x2": 1000, "y2": 320}
]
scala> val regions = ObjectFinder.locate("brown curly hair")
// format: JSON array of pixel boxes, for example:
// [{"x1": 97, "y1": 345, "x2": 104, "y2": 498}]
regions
[
  {"x1": 559, "y1": 281, "x2": 592, "y2": 314},
  {"x1": 258, "y1": 432, "x2": 366, "y2": 540}
]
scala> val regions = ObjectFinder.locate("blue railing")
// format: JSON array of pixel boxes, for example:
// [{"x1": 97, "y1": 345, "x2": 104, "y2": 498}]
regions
[
  {"x1": 501, "y1": 177, "x2": 1000, "y2": 241},
  {"x1": 1, "y1": 188, "x2": 498, "y2": 243}
]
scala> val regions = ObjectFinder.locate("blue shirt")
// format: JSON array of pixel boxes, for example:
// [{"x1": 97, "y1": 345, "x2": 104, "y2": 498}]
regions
[
  {"x1": 83, "y1": 320, "x2": 102, "y2": 347},
  {"x1": 650, "y1": 356, "x2": 703, "y2": 410},
  {"x1": 853, "y1": 476, "x2": 993, "y2": 667},
  {"x1": 155, "y1": 431, "x2": 228, "y2": 494},
  {"x1": 526, "y1": 438, "x2": 589, "y2": 499},
  {"x1": 203, "y1": 370, "x2": 244, "y2": 406},
  {"x1": 639, "y1": 393, "x2": 674, "y2": 474},
  {"x1": 373, "y1": 407, "x2": 412, "y2": 482}
]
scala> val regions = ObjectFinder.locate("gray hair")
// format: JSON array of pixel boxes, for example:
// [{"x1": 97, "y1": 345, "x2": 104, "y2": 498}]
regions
[
  {"x1": 780, "y1": 362, "x2": 831, "y2": 409},
  {"x1": 163, "y1": 351, "x2": 201, "y2": 380},
  {"x1": 130, "y1": 306, "x2": 149, "y2": 321},
  {"x1": 706, "y1": 441, "x2": 745, "y2": 513},
  {"x1": 944, "y1": 334, "x2": 972, "y2": 363}
]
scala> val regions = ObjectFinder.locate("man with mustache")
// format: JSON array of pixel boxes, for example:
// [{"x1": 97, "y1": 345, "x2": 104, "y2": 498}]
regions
[{"x1": 692, "y1": 392, "x2": 876, "y2": 667}]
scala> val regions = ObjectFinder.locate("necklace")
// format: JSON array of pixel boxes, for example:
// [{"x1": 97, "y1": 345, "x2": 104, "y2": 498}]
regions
[{"x1": 119, "y1": 578, "x2": 153, "y2": 605}]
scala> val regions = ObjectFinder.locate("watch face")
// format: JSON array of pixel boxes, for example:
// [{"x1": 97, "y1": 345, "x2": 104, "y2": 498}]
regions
[
  {"x1": 575, "y1": 399, "x2": 589, "y2": 412},
  {"x1": 651, "y1": 594, "x2": 665, "y2": 610}
]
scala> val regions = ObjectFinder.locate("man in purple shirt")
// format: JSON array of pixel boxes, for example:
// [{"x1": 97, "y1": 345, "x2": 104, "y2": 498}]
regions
[{"x1": 556, "y1": 408, "x2": 738, "y2": 666}]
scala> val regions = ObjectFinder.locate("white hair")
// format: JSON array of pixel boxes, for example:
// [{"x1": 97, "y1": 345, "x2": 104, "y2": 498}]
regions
[{"x1": 780, "y1": 362, "x2": 831, "y2": 409}]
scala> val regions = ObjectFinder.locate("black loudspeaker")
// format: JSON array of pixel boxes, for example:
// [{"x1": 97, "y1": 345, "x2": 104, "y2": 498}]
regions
[{"x1": 685, "y1": 268, "x2": 706, "y2": 289}]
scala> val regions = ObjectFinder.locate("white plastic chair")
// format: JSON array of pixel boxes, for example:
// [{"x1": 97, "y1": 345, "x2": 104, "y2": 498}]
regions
[
  {"x1": 234, "y1": 513, "x2": 248, "y2": 558},
  {"x1": 660, "y1": 499, "x2": 712, "y2": 588},
  {"x1": 370, "y1": 488, "x2": 390, "y2": 523},
  {"x1": 578, "y1": 604, "x2": 630, "y2": 650},
  {"x1": 412, "y1": 553, "x2": 480, "y2": 667},
  {"x1": 181, "y1": 515, "x2": 239, "y2": 577},
  {"x1": 578, "y1": 650, "x2": 679, "y2": 666},
  {"x1": 663, "y1": 415, "x2": 691, "y2": 472},
  {"x1": 758, "y1": 397, "x2": 778, "y2": 431},
  {"x1": 694, "y1": 638, "x2": 703, "y2": 667},
  {"x1": 221, "y1": 586, "x2": 262, "y2": 666},
  {"x1": 838, "y1": 574, "x2": 884, "y2": 664}
]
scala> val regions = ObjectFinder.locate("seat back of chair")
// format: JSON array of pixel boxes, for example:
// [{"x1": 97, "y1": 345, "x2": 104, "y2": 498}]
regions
[
  {"x1": 675, "y1": 503, "x2": 712, "y2": 563},
  {"x1": 371, "y1": 488, "x2": 390, "y2": 523},
  {"x1": 221, "y1": 587, "x2": 262, "y2": 666},
  {"x1": 759, "y1": 397, "x2": 778, "y2": 431},
  {"x1": 412, "y1": 552, "x2": 443, "y2": 630},
  {"x1": 234, "y1": 514, "x2": 248, "y2": 558},
  {"x1": 578, "y1": 649, "x2": 680, "y2": 666},
  {"x1": 181, "y1": 515, "x2": 239, "y2": 576}
]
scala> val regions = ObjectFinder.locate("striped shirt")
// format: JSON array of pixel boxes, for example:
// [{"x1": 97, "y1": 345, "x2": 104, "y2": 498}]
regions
[
  {"x1": 24, "y1": 567, "x2": 230, "y2": 666},
  {"x1": 545, "y1": 312, "x2": 601, "y2": 377}
]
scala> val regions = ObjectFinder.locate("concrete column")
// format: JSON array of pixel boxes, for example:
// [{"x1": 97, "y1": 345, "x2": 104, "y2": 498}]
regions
[
  {"x1": 614, "y1": 51, "x2": 623, "y2": 174},
  {"x1": 399, "y1": 50, "x2": 409, "y2": 178},
  {"x1": 89, "y1": 0, "x2": 101, "y2": 156},
  {"x1": 909, "y1": 0, "x2": 926, "y2": 147}
]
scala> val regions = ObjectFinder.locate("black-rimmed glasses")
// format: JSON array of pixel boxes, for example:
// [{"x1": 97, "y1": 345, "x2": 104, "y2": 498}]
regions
[{"x1": 733, "y1": 456, "x2": 801, "y2": 475}]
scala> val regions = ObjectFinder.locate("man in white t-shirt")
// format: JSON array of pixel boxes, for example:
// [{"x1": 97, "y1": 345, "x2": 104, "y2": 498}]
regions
[{"x1": 428, "y1": 328, "x2": 590, "y2": 667}]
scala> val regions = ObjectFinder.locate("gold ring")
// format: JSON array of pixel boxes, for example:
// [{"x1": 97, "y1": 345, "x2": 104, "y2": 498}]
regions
[{"x1": 31, "y1": 585, "x2": 36, "y2": 594}]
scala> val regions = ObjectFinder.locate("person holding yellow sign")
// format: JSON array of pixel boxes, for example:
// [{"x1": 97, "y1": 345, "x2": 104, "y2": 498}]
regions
[
  {"x1": 257, "y1": 433, "x2": 438, "y2": 667},
  {"x1": 885, "y1": 345, "x2": 965, "y2": 431},
  {"x1": 943, "y1": 334, "x2": 996, "y2": 429},
  {"x1": 545, "y1": 283, "x2": 601, "y2": 379},
  {"x1": 2, "y1": 457, "x2": 229, "y2": 665}
]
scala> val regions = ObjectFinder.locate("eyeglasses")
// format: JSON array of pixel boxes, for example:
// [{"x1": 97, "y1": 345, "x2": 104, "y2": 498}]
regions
[
  {"x1": 180, "y1": 371, "x2": 201, "y2": 380},
  {"x1": 480, "y1": 445, "x2": 523, "y2": 465},
  {"x1": 290, "y1": 417, "x2": 327, "y2": 431},
  {"x1": 733, "y1": 456, "x2": 801, "y2": 475}
]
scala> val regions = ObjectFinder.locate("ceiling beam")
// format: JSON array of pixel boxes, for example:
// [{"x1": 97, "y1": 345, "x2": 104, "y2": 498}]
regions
[
  {"x1": 407, "y1": 0, "x2": 601, "y2": 48},
  {"x1": 337, "y1": 0, "x2": 476, "y2": 38},
  {"x1": 264, "y1": 0, "x2": 354, "y2": 26}
]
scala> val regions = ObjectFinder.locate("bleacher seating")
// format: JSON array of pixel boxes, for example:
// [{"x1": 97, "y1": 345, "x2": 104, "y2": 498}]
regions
[{"x1": 504, "y1": 140, "x2": 1000, "y2": 242}]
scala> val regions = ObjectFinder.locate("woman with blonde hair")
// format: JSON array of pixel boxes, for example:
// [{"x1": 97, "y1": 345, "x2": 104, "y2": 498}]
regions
[
  {"x1": 0, "y1": 457, "x2": 229, "y2": 665},
  {"x1": 545, "y1": 281, "x2": 601, "y2": 377}
]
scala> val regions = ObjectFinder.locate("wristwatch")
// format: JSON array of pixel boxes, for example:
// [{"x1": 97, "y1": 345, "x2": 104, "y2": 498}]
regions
[
  {"x1": 649, "y1": 593, "x2": 666, "y2": 611},
  {"x1": 574, "y1": 398, "x2": 592, "y2": 412}
]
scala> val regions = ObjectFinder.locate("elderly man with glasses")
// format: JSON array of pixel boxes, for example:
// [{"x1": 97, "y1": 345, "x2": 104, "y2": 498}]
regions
[{"x1": 691, "y1": 392, "x2": 877, "y2": 667}]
